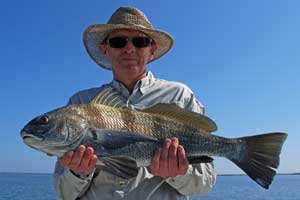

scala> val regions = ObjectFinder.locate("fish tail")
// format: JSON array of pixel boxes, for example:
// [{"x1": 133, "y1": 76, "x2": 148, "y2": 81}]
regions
[{"x1": 229, "y1": 132, "x2": 287, "y2": 189}]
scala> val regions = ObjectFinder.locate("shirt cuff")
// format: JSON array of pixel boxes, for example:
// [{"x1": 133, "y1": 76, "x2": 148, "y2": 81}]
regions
[
  {"x1": 165, "y1": 163, "x2": 216, "y2": 196},
  {"x1": 165, "y1": 165, "x2": 194, "y2": 187},
  {"x1": 69, "y1": 169, "x2": 94, "y2": 179},
  {"x1": 68, "y1": 169, "x2": 95, "y2": 181}
]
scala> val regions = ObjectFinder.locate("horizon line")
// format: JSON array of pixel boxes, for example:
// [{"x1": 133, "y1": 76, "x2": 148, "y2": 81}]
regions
[{"x1": 1, "y1": 171, "x2": 299, "y2": 176}]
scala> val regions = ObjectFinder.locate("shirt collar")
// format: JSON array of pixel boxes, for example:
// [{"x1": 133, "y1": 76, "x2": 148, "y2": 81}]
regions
[{"x1": 111, "y1": 71, "x2": 155, "y2": 96}]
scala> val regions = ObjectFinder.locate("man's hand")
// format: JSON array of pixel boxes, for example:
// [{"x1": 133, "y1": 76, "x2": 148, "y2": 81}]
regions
[
  {"x1": 150, "y1": 138, "x2": 189, "y2": 178},
  {"x1": 59, "y1": 145, "x2": 98, "y2": 174}
]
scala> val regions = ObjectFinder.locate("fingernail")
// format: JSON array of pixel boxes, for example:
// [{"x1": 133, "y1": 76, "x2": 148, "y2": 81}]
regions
[
  {"x1": 172, "y1": 138, "x2": 178, "y2": 144},
  {"x1": 178, "y1": 146, "x2": 184, "y2": 155},
  {"x1": 68, "y1": 151, "x2": 74, "y2": 156},
  {"x1": 165, "y1": 139, "x2": 171, "y2": 145},
  {"x1": 87, "y1": 148, "x2": 94, "y2": 155},
  {"x1": 79, "y1": 146, "x2": 85, "y2": 152}
]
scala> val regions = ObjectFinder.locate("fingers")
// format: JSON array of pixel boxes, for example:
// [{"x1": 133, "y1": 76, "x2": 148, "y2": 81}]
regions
[
  {"x1": 69, "y1": 145, "x2": 86, "y2": 169},
  {"x1": 168, "y1": 138, "x2": 179, "y2": 177},
  {"x1": 59, "y1": 151, "x2": 74, "y2": 167},
  {"x1": 177, "y1": 145, "x2": 189, "y2": 175},
  {"x1": 59, "y1": 145, "x2": 97, "y2": 174},
  {"x1": 150, "y1": 148, "x2": 161, "y2": 176},
  {"x1": 150, "y1": 139, "x2": 171, "y2": 178},
  {"x1": 150, "y1": 137, "x2": 189, "y2": 178},
  {"x1": 159, "y1": 138, "x2": 171, "y2": 176},
  {"x1": 78, "y1": 147, "x2": 98, "y2": 173}
]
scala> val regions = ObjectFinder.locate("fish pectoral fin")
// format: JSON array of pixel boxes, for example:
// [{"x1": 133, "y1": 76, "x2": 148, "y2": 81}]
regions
[
  {"x1": 140, "y1": 103, "x2": 217, "y2": 133},
  {"x1": 87, "y1": 128, "x2": 158, "y2": 149},
  {"x1": 188, "y1": 156, "x2": 214, "y2": 164},
  {"x1": 100, "y1": 157, "x2": 139, "y2": 179}
]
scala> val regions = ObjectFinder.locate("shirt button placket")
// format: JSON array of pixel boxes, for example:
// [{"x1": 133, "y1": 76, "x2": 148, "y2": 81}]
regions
[
  {"x1": 113, "y1": 180, "x2": 128, "y2": 198},
  {"x1": 113, "y1": 190, "x2": 125, "y2": 198}
]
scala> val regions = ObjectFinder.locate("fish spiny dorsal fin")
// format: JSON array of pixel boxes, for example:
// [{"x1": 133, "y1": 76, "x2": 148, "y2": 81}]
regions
[
  {"x1": 141, "y1": 104, "x2": 217, "y2": 133},
  {"x1": 90, "y1": 86, "x2": 128, "y2": 108}
]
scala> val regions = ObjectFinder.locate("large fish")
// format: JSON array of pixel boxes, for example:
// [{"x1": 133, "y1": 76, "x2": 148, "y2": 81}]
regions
[{"x1": 21, "y1": 87, "x2": 287, "y2": 189}]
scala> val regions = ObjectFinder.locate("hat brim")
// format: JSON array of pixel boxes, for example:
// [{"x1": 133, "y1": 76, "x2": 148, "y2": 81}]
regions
[{"x1": 83, "y1": 24, "x2": 173, "y2": 70}]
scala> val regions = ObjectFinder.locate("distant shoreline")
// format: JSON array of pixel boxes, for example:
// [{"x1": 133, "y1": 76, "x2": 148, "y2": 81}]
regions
[
  {"x1": 218, "y1": 173, "x2": 300, "y2": 176},
  {"x1": 1, "y1": 172, "x2": 299, "y2": 176}
]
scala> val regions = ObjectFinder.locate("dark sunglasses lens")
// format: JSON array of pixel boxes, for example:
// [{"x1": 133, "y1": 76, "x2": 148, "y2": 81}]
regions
[
  {"x1": 132, "y1": 37, "x2": 152, "y2": 48},
  {"x1": 108, "y1": 37, "x2": 152, "y2": 48},
  {"x1": 108, "y1": 37, "x2": 128, "y2": 48}
]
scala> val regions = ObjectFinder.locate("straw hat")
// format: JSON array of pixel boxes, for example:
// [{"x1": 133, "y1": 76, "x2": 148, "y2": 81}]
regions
[{"x1": 83, "y1": 7, "x2": 173, "y2": 70}]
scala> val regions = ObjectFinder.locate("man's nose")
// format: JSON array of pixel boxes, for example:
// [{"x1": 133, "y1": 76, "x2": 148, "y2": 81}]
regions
[{"x1": 122, "y1": 41, "x2": 136, "y2": 54}]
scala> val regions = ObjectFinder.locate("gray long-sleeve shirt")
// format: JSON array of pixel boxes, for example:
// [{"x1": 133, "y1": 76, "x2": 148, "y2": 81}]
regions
[{"x1": 54, "y1": 71, "x2": 216, "y2": 200}]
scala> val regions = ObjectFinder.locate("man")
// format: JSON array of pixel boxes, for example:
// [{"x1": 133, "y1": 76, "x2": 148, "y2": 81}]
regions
[{"x1": 54, "y1": 6, "x2": 216, "y2": 200}]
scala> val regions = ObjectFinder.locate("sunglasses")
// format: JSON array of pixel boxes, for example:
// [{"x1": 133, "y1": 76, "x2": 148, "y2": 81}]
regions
[{"x1": 105, "y1": 36, "x2": 154, "y2": 48}]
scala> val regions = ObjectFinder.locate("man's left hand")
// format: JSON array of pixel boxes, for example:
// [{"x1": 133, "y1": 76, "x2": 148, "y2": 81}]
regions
[{"x1": 150, "y1": 137, "x2": 189, "y2": 178}]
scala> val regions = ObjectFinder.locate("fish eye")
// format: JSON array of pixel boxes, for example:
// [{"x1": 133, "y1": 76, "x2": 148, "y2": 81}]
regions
[{"x1": 40, "y1": 116, "x2": 49, "y2": 124}]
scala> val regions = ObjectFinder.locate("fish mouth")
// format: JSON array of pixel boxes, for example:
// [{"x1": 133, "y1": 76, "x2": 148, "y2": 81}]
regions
[{"x1": 21, "y1": 131, "x2": 43, "y2": 141}]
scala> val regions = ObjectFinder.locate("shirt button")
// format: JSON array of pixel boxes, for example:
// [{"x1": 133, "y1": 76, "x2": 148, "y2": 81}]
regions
[
  {"x1": 113, "y1": 190, "x2": 125, "y2": 198},
  {"x1": 119, "y1": 180, "x2": 126, "y2": 186},
  {"x1": 169, "y1": 178, "x2": 176, "y2": 182}
]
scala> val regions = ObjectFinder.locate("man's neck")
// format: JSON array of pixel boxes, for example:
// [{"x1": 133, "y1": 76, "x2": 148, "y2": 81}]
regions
[{"x1": 114, "y1": 73, "x2": 147, "y2": 93}]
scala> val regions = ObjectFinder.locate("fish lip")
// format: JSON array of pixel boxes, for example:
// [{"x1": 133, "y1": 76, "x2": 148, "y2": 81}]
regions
[{"x1": 21, "y1": 131, "x2": 44, "y2": 141}]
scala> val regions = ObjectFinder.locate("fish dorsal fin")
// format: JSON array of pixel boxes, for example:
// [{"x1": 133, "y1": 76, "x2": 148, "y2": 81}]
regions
[
  {"x1": 141, "y1": 104, "x2": 217, "y2": 133},
  {"x1": 90, "y1": 86, "x2": 127, "y2": 108}
]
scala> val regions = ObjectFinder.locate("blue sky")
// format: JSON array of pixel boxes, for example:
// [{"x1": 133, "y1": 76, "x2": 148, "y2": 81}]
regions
[{"x1": 1, "y1": 0, "x2": 299, "y2": 175}]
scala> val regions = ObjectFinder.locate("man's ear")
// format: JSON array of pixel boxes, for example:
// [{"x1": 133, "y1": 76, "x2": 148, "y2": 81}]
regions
[
  {"x1": 99, "y1": 44, "x2": 108, "y2": 58},
  {"x1": 149, "y1": 44, "x2": 158, "y2": 61}
]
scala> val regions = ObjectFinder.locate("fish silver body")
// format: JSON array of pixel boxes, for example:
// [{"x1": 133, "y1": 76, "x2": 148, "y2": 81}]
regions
[{"x1": 21, "y1": 103, "x2": 287, "y2": 189}]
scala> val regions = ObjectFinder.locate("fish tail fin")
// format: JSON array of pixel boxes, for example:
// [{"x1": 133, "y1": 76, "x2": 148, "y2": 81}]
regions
[{"x1": 229, "y1": 132, "x2": 287, "y2": 189}]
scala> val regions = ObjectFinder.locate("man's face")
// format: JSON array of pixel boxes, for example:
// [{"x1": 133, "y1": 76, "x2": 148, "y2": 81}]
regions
[{"x1": 100, "y1": 29, "x2": 157, "y2": 81}]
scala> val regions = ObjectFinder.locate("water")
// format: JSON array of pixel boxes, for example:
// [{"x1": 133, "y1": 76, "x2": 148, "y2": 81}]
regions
[
  {"x1": 0, "y1": 173, "x2": 57, "y2": 200},
  {"x1": 0, "y1": 173, "x2": 299, "y2": 200},
  {"x1": 191, "y1": 175, "x2": 300, "y2": 200}
]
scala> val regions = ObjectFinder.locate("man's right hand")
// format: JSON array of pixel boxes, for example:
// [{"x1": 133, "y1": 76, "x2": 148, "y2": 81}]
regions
[{"x1": 59, "y1": 145, "x2": 98, "y2": 174}]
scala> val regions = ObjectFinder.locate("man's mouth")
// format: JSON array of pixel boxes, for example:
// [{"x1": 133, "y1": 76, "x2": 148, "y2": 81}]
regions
[{"x1": 122, "y1": 58, "x2": 136, "y2": 61}]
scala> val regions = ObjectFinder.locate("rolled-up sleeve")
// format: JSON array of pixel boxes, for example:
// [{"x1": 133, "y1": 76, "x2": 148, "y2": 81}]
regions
[
  {"x1": 165, "y1": 163, "x2": 216, "y2": 196},
  {"x1": 53, "y1": 161, "x2": 94, "y2": 200}
]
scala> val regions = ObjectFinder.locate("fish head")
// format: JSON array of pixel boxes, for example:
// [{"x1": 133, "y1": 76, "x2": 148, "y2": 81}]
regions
[{"x1": 21, "y1": 106, "x2": 89, "y2": 157}]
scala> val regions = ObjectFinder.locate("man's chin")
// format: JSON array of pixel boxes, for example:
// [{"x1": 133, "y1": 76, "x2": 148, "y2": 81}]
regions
[
  {"x1": 123, "y1": 64, "x2": 139, "y2": 70},
  {"x1": 121, "y1": 60, "x2": 137, "y2": 65}
]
